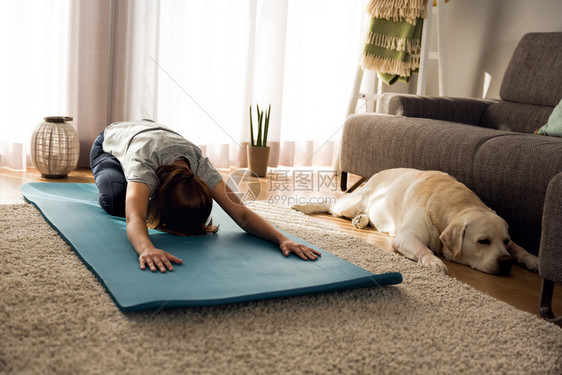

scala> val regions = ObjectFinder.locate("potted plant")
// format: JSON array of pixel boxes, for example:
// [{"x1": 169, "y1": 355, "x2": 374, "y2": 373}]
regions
[{"x1": 247, "y1": 104, "x2": 271, "y2": 177}]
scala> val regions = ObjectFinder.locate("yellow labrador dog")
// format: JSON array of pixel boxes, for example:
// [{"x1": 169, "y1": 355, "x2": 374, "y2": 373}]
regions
[{"x1": 292, "y1": 168, "x2": 538, "y2": 275}]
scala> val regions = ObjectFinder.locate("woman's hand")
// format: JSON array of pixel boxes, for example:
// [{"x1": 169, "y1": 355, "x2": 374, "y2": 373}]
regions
[
  {"x1": 212, "y1": 181, "x2": 322, "y2": 262},
  {"x1": 139, "y1": 248, "x2": 183, "y2": 272},
  {"x1": 280, "y1": 239, "x2": 321, "y2": 261},
  {"x1": 125, "y1": 182, "x2": 182, "y2": 273}
]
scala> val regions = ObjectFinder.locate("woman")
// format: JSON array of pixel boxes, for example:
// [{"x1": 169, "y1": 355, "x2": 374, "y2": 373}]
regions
[{"x1": 90, "y1": 120, "x2": 320, "y2": 273}]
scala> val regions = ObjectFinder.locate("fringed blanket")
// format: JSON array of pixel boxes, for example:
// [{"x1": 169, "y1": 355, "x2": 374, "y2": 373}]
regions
[{"x1": 362, "y1": 0, "x2": 426, "y2": 85}]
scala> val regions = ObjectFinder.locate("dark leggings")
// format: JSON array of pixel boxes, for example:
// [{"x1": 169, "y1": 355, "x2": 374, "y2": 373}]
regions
[{"x1": 89, "y1": 132, "x2": 127, "y2": 217}]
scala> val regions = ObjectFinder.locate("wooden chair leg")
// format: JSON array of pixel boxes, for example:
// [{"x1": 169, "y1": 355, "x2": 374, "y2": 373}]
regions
[{"x1": 539, "y1": 278, "x2": 562, "y2": 325}]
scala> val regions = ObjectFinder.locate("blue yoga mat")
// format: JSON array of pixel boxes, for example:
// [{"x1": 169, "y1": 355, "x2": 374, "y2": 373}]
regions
[{"x1": 21, "y1": 183, "x2": 402, "y2": 312}]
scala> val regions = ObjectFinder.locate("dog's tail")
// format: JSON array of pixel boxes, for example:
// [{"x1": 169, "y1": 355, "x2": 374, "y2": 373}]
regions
[{"x1": 291, "y1": 203, "x2": 331, "y2": 214}]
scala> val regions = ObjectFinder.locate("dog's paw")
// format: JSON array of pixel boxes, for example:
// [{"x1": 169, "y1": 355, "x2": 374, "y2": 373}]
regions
[
  {"x1": 420, "y1": 255, "x2": 448, "y2": 274},
  {"x1": 291, "y1": 204, "x2": 308, "y2": 213},
  {"x1": 291, "y1": 203, "x2": 330, "y2": 214},
  {"x1": 521, "y1": 254, "x2": 539, "y2": 272},
  {"x1": 352, "y1": 214, "x2": 369, "y2": 229},
  {"x1": 291, "y1": 204, "x2": 317, "y2": 214}
]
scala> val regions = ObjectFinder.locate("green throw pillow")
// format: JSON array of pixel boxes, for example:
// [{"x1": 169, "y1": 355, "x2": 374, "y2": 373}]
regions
[{"x1": 536, "y1": 98, "x2": 562, "y2": 137}]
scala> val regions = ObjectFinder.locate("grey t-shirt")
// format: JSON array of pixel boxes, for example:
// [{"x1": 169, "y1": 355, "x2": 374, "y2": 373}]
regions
[{"x1": 102, "y1": 120, "x2": 222, "y2": 194}]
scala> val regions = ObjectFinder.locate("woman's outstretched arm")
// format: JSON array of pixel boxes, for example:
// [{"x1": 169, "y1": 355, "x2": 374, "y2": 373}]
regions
[
  {"x1": 125, "y1": 182, "x2": 183, "y2": 272},
  {"x1": 211, "y1": 180, "x2": 321, "y2": 261}
]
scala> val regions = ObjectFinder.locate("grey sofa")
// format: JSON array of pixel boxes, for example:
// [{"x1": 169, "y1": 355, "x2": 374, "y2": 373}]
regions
[{"x1": 339, "y1": 32, "x2": 562, "y2": 322}]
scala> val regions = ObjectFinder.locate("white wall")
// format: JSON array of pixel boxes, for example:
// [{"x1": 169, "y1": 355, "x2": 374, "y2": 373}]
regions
[{"x1": 384, "y1": 0, "x2": 562, "y2": 99}]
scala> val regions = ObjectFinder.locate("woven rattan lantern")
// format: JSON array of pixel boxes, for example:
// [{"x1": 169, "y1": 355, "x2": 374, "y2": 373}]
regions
[{"x1": 31, "y1": 116, "x2": 80, "y2": 178}]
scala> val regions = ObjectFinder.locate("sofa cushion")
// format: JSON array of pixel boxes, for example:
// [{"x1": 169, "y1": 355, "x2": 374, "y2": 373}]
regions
[
  {"x1": 472, "y1": 134, "x2": 562, "y2": 251},
  {"x1": 340, "y1": 114, "x2": 508, "y2": 187},
  {"x1": 480, "y1": 101, "x2": 554, "y2": 134},
  {"x1": 500, "y1": 32, "x2": 562, "y2": 106}
]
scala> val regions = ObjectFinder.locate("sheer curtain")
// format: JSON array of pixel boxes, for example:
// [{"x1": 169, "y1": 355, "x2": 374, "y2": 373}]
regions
[
  {"x1": 0, "y1": 0, "x2": 70, "y2": 170},
  {"x1": 1, "y1": 0, "x2": 366, "y2": 170},
  {"x1": 280, "y1": 1, "x2": 366, "y2": 167},
  {"x1": 155, "y1": 0, "x2": 366, "y2": 168}
]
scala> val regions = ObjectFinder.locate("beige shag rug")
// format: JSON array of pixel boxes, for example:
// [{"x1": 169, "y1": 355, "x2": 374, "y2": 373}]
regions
[{"x1": 1, "y1": 202, "x2": 561, "y2": 375}]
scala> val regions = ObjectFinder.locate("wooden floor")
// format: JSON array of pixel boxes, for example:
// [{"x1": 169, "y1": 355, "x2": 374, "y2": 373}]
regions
[{"x1": 2, "y1": 165, "x2": 561, "y2": 321}]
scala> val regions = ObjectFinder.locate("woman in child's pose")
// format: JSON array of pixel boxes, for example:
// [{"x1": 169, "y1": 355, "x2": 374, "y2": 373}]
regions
[{"x1": 90, "y1": 120, "x2": 320, "y2": 273}]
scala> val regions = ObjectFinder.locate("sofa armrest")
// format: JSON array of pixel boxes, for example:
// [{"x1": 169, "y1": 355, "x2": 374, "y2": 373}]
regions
[
  {"x1": 539, "y1": 172, "x2": 562, "y2": 284},
  {"x1": 378, "y1": 93, "x2": 497, "y2": 126}
]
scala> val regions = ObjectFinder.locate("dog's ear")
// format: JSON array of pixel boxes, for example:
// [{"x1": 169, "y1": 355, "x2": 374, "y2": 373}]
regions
[{"x1": 439, "y1": 221, "x2": 467, "y2": 259}]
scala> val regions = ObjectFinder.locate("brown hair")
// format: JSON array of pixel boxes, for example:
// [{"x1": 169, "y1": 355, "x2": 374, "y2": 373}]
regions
[{"x1": 147, "y1": 164, "x2": 218, "y2": 236}]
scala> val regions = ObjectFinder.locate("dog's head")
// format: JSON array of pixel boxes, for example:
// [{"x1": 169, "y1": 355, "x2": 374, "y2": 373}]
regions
[{"x1": 439, "y1": 210, "x2": 513, "y2": 275}]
